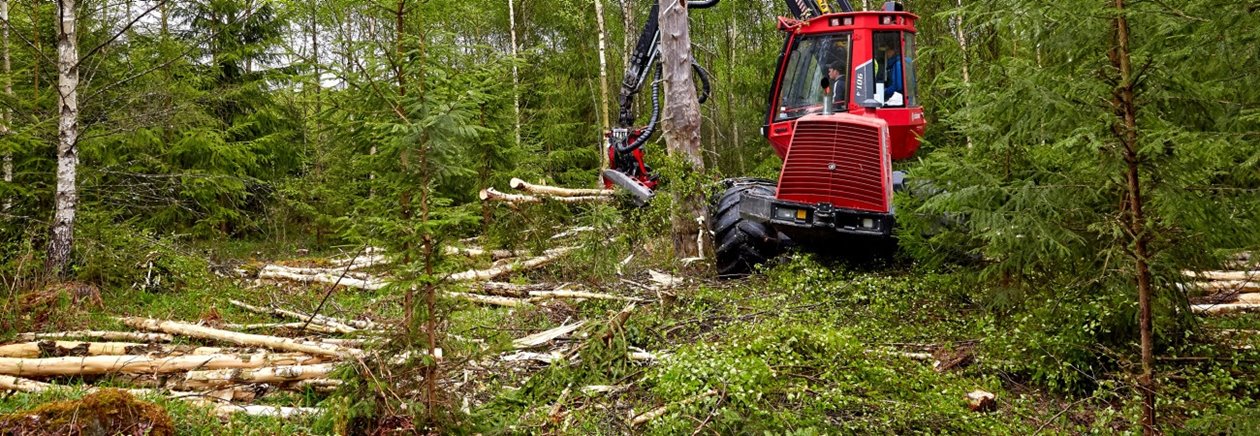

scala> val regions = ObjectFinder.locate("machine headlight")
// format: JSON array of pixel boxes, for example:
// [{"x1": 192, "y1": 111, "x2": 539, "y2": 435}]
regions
[{"x1": 774, "y1": 207, "x2": 796, "y2": 220}]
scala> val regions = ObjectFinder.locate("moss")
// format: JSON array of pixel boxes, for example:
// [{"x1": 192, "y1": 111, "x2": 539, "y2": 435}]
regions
[{"x1": 0, "y1": 389, "x2": 175, "y2": 436}]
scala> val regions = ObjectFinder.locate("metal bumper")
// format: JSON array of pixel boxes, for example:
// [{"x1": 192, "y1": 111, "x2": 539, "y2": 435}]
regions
[{"x1": 738, "y1": 193, "x2": 894, "y2": 238}]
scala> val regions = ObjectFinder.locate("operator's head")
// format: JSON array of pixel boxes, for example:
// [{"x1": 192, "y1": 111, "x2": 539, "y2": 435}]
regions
[
  {"x1": 879, "y1": 43, "x2": 897, "y2": 58},
  {"x1": 827, "y1": 62, "x2": 843, "y2": 80}
]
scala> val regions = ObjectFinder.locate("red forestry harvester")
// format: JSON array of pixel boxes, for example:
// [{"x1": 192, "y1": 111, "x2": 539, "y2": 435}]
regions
[{"x1": 603, "y1": 0, "x2": 925, "y2": 276}]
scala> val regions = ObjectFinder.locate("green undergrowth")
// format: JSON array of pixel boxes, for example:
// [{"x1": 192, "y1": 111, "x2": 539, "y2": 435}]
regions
[{"x1": 4, "y1": 228, "x2": 1259, "y2": 434}]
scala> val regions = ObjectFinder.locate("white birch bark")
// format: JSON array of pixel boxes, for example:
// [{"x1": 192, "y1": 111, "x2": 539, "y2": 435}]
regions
[
  {"x1": 594, "y1": 0, "x2": 611, "y2": 171},
  {"x1": 951, "y1": 0, "x2": 973, "y2": 148},
  {"x1": 47, "y1": 0, "x2": 79, "y2": 273},
  {"x1": 1, "y1": 0, "x2": 10, "y2": 212},
  {"x1": 508, "y1": 0, "x2": 521, "y2": 147}
]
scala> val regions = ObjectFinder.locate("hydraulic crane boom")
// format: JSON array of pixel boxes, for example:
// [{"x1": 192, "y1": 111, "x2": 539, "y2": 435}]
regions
[{"x1": 602, "y1": 0, "x2": 856, "y2": 202}]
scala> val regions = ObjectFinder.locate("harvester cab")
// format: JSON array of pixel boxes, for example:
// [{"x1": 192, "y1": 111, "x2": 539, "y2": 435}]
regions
[{"x1": 712, "y1": 0, "x2": 927, "y2": 276}]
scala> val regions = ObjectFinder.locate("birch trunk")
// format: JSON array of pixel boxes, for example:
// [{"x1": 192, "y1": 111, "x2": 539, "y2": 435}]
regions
[
  {"x1": 951, "y1": 0, "x2": 973, "y2": 148},
  {"x1": 46, "y1": 0, "x2": 79, "y2": 274},
  {"x1": 508, "y1": 0, "x2": 521, "y2": 147},
  {"x1": 1, "y1": 0, "x2": 11, "y2": 211},
  {"x1": 594, "y1": 0, "x2": 611, "y2": 172},
  {"x1": 657, "y1": 0, "x2": 708, "y2": 259}
]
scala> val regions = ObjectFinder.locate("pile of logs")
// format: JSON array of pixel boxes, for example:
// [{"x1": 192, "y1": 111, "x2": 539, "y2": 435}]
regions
[
  {"x1": 255, "y1": 244, "x2": 653, "y2": 308},
  {"x1": 1187, "y1": 255, "x2": 1260, "y2": 315},
  {"x1": 0, "y1": 302, "x2": 375, "y2": 418},
  {"x1": 480, "y1": 178, "x2": 614, "y2": 205}
]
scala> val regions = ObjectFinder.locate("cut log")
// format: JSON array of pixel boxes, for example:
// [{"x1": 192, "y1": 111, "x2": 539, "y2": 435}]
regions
[
  {"x1": 0, "y1": 341, "x2": 136, "y2": 358},
  {"x1": 528, "y1": 290, "x2": 646, "y2": 303},
  {"x1": 480, "y1": 187, "x2": 541, "y2": 203},
  {"x1": 1184, "y1": 270, "x2": 1260, "y2": 281},
  {"x1": 292, "y1": 378, "x2": 343, "y2": 391},
  {"x1": 183, "y1": 363, "x2": 336, "y2": 389},
  {"x1": 630, "y1": 389, "x2": 718, "y2": 426},
  {"x1": 1194, "y1": 280, "x2": 1260, "y2": 294},
  {"x1": 329, "y1": 251, "x2": 388, "y2": 270},
  {"x1": 448, "y1": 247, "x2": 574, "y2": 282},
  {"x1": 0, "y1": 352, "x2": 320, "y2": 377},
  {"x1": 444, "y1": 246, "x2": 547, "y2": 260},
  {"x1": 550, "y1": 226, "x2": 595, "y2": 239},
  {"x1": 16, "y1": 331, "x2": 173, "y2": 343},
  {"x1": 0, "y1": 375, "x2": 201, "y2": 400},
  {"x1": 480, "y1": 187, "x2": 609, "y2": 204},
  {"x1": 228, "y1": 299, "x2": 373, "y2": 332},
  {"x1": 1192, "y1": 303, "x2": 1260, "y2": 315},
  {"x1": 0, "y1": 341, "x2": 230, "y2": 358},
  {"x1": 255, "y1": 265, "x2": 378, "y2": 281},
  {"x1": 258, "y1": 265, "x2": 388, "y2": 291},
  {"x1": 445, "y1": 291, "x2": 531, "y2": 307},
  {"x1": 513, "y1": 321, "x2": 586, "y2": 349},
  {"x1": 1239, "y1": 293, "x2": 1260, "y2": 304},
  {"x1": 221, "y1": 322, "x2": 342, "y2": 335},
  {"x1": 966, "y1": 390, "x2": 997, "y2": 412},
  {"x1": 472, "y1": 281, "x2": 551, "y2": 298},
  {"x1": 509, "y1": 178, "x2": 614, "y2": 197},
  {"x1": 500, "y1": 351, "x2": 562, "y2": 364},
  {"x1": 120, "y1": 317, "x2": 356, "y2": 358},
  {"x1": 647, "y1": 270, "x2": 683, "y2": 289},
  {"x1": 0, "y1": 375, "x2": 52, "y2": 392}
]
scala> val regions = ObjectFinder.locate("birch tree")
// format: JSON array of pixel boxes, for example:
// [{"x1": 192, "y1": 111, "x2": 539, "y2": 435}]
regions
[
  {"x1": 1, "y1": 0, "x2": 10, "y2": 212},
  {"x1": 658, "y1": 0, "x2": 708, "y2": 258},
  {"x1": 46, "y1": 0, "x2": 79, "y2": 274},
  {"x1": 594, "y1": 0, "x2": 610, "y2": 171}
]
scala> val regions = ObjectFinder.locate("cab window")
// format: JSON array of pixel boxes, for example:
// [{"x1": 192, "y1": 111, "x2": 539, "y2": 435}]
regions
[
  {"x1": 774, "y1": 33, "x2": 851, "y2": 121},
  {"x1": 872, "y1": 31, "x2": 905, "y2": 107}
]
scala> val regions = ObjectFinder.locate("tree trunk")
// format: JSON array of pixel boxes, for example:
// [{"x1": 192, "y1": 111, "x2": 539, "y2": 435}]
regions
[
  {"x1": 657, "y1": 0, "x2": 708, "y2": 259},
  {"x1": 508, "y1": 0, "x2": 521, "y2": 148},
  {"x1": 594, "y1": 0, "x2": 611, "y2": 173},
  {"x1": 46, "y1": 0, "x2": 79, "y2": 275},
  {"x1": 32, "y1": 0, "x2": 39, "y2": 102},
  {"x1": 1, "y1": 0, "x2": 11, "y2": 212},
  {"x1": 1110, "y1": 1, "x2": 1155, "y2": 433},
  {"x1": 620, "y1": 0, "x2": 633, "y2": 68},
  {"x1": 726, "y1": 13, "x2": 743, "y2": 173},
  {"x1": 951, "y1": 0, "x2": 973, "y2": 148}
]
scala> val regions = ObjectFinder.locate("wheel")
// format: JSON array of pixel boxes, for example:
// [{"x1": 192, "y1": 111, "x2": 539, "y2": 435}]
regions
[{"x1": 710, "y1": 179, "x2": 784, "y2": 278}]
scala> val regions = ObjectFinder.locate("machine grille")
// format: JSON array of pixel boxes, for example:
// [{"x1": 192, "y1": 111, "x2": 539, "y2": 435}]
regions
[{"x1": 777, "y1": 119, "x2": 888, "y2": 212}]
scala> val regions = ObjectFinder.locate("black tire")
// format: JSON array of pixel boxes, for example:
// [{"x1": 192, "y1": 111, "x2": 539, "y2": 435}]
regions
[{"x1": 710, "y1": 179, "x2": 783, "y2": 278}]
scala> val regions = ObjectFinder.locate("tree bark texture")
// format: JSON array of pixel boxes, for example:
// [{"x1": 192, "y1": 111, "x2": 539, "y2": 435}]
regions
[
  {"x1": 1110, "y1": 1, "x2": 1155, "y2": 433},
  {"x1": 1, "y1": 0, "x2": 11, "y2": 211},
  {"x1": 594, "y1": 0, "x2": 611, "y2": 172},
  {"x1": 46, "y1": 0, "x2": 79, "y2": 274},
  {"x1": 658, "y1": 0, "x2": 709, "y2": 259},
  {"x1": 509, "y1": 0, "x2": 521, "y2": 147}
]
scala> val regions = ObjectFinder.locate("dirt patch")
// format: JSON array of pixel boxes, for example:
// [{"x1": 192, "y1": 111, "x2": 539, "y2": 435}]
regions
[{"x1": 0, "y1": 389, "x2": 175, "y2": 436}]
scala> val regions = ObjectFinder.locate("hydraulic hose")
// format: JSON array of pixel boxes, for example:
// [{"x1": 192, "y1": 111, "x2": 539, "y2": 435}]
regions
[
  {"x1": 686, "y1": 0, "x2": 721, "y2": 9},
  {"x1": 618, "y1": 66, "x2": 663, "y2": 154},
  {"x1": 693, "y1": 61, "x2": 712, "y2": 105}
]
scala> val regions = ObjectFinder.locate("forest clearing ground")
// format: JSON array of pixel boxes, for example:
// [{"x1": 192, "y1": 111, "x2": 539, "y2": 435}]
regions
[{"x1": 1, "y1": 240, "x2": 1258, "y2": 434}]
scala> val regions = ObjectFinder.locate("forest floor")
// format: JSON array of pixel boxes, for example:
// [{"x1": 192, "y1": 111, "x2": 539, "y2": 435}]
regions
[{"x1": 1, "y1": 234, "x2": 1258, "y2": 434}]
